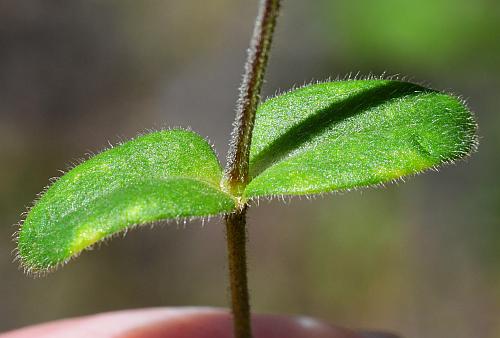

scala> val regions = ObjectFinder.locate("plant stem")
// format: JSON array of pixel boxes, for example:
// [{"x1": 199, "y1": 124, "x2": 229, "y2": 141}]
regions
[
  {"x1": 224, "y1": 1, "x2": 281, "y2": 338},
  {"x1": 224, "y1": 206, "x2": 251, "y2": 338},
  {"x1": 225, "y1": 0, "x2": 281, "y2": 195}
]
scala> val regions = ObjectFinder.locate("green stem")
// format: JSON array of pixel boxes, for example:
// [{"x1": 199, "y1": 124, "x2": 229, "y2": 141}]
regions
[{"x1": 224, "y1": 1, "x2": 281, "y2": 338}]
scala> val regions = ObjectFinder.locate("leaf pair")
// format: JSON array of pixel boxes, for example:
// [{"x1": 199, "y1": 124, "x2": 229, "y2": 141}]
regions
[{"x1": 17, "y1": 79, "x2": 477, "y2": 272}]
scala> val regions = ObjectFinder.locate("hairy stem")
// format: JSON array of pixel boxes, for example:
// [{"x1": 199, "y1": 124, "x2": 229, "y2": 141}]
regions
[
  {"x1": 224, "y1": 1, "x2": 281, "y2": 338},
  {"x1": 225, "y1": 206, "x2": 251, "y2": 338},
  {"x1": 225, "y1": 0, "x2": 281, "y2": 195}
]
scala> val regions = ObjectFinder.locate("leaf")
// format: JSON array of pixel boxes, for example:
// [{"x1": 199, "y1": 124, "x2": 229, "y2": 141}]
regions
[
  {"x1": 244, "y1": 80, "x2": 477, "y2": 198},
  {"x1": 18, "y1": 130, "x2": 236, "y2": 272}
]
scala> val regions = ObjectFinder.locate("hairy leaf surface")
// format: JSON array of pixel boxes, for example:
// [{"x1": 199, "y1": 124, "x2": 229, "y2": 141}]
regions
[
  {"x1": 18, "y1": 130, "x2": 236, "y2": 272},
  {"x1": 244, "y1": 80, "x2": 476, "y2": 198}
]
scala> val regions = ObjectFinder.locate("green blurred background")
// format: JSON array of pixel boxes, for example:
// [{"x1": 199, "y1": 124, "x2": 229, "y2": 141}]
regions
[{"x1": 0, "y1": 1, "x2": 499, "y2": 337}]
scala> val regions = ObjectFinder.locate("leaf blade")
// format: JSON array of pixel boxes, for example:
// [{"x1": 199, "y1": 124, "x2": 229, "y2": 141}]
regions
[
  {"x1": 18, "y1": 130, "x2": 236, "y2": 272},
  {"x1": 244, "y1": 80, "x2": 477, "y2": 198}
]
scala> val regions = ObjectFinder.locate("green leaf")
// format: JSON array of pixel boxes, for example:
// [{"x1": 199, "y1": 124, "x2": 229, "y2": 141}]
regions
[
  {"x1": 244, "y1": 80, "x2": 477, "y2": 198},
  {"x1": 18, "y1": 130, "x2": 236, "y2": 272}
]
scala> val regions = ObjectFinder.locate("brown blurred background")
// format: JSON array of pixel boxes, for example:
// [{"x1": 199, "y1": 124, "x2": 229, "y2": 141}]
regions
[{"x1": 0, "y1": 1, "x2": 499, "y2": 337}]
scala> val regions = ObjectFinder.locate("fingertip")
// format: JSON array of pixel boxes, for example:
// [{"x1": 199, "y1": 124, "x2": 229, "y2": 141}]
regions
[
  {"x1": 0, "y1": 308, "x2": 395, "y2": 338},
  {"x1": 102, "y1": 310, "x2": 364, "y2": 338}
]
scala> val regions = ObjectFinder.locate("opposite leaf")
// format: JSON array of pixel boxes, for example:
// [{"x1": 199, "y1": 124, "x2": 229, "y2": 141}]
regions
[
  {"x1": 245, "y1": 80, "x2": 477, "y2": 198},
  {"x1": 18, "y1": 130, "x2": 236, "y2": 272}
]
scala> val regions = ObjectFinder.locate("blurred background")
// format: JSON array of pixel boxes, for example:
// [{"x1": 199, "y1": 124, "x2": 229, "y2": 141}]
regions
[{"x1": 0, "y1": 1, "x2": 499, "y2": 337}]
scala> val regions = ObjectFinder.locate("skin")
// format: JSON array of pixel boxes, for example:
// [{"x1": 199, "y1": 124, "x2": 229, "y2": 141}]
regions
[{"x1": 0, "y1": 308, "x2": 398, "y2": 338}]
